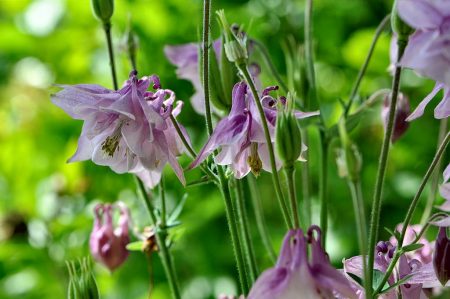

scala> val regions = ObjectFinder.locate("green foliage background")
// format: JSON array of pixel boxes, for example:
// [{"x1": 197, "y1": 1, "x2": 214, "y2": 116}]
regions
[{"x1": 0, "y1": 0, "x2": 447, "y2": 298}]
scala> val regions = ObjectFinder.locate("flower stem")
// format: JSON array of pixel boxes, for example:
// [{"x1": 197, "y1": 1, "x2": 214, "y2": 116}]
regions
[
  {"x1": 399, "y1": 132, "x2": 450, "y2": 246},
  {"x1": 300, "y1": 128, "x2": 312, "y2": 227},
  {"x1": 247, "y1": 175, "x2": 277, "y2": 263},
  {"x1": 103, "y1": 22, "x2": 118, "y2": 90},
  {"x1": 217, "y1": 169, "x2": 249, "y2": 294},
  {"x1": 366, "y1": 38, "x2": 407, "y2": 299},
  {"x1": 135, "y1": 177, "x2": 181, "y2": 299},
  {"x1": 347, "y1": 179, "x2": 368, "y2": 290},
  {"x1": 304, "y1": 0, "x2": 316, "y2": 107},
  {"x1": 202, "y1": 0, "x2": 214, "y2": 136},
  {"x1": 318, "y1": 130, "x2": 329, "y2": 246},
  {"x1": 238, "y1": 64, "x2": 293, "y2": 229},
  {"x1": 420, "y1": 118, "x2": 448, "y2": 225},
  {"x1": 284, "y1": 165, "x2": 301, "y2": 229},
  {"x1": 233, "y1": 178, "x2": 259, "y2": 284},
  {"x1": 344, "y1": 14, "x2": 390, "y2": 117}
]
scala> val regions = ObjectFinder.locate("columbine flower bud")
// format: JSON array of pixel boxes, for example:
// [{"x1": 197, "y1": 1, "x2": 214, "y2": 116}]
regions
[
  {"x1": 66, "y1": 258, "x2": 99, "y2": 299},
  {"x1": 336, "y1": 119, "x2": 362, "y2": 181},
  {"x1": 381, "y1": 92, "x2": 410, "y2": 143},
  {"x1": 433, "y1": 227, "x2": 450, "y2": 286},
  {"x1": 216, "y1": 10, "x2": 248, "y2": 65},
  {"x1": 91, "y1": 0, "x2": 114, "y2": 24},
  {"x1": 275, "y1": 98, "x2": 302, "y2": 168},
  {"x1": 89, "y1": 202, "x2": 130, "y2": 271}
]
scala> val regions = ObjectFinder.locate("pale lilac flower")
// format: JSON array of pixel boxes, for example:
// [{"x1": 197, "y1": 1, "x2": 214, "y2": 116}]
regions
[
  {"x1": 433, "y1": 227, "x2": 450, "y2": 286},
  {"x1": 381, "y1": 93, "x2": 410, "y2": 142},
  {"x1": 389, "y1": 224, "x2": 433, "y2": 264},
  {"x1": 164, "y1": 40, "x2": 221, "y2": 113},
  {"x1": 51, "y1": 71, "x2": 187, "y2": 188},
  {"x1": 90, "y1": 202, "x2": 130, "y2": 271},
  {"x1": 248, "y1": 226, "x2": 356, "y2": 299},
  {"x1": 395, "y1": 0, "x2": 450, "y2": 119},
  {"x1": 190, "y1": 82, "x2": 318, "y2": 178}
]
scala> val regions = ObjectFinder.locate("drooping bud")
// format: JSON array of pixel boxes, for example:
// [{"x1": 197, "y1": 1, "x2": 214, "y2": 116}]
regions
[
  {"x1": 91, "y1": 0, "x2": 114, "y2": 24},
  {"x1": 89, "y1": 202, "x2": 130, "y2": 271},
  {"x1": 433, "y1": 227, "x2": 450, "y2": 286},
  {"x1": 66, "y1": 257, "x2": 99, "y2": 299},
  {"x1": 216, "y1": 10, "x2": 248, "y2": 65},
  {"x1": 275, "y1": 94, "x2": 303, "y2": 168},
  {"x1": 336, "y1": 119, "x2": 362, "y2": 181},
  {"x1": 381, "y1": 92, "x2": 410, "y2": 143},
  {"x1": 391, "y1": 1, "x2": 414, "y2": 43}
]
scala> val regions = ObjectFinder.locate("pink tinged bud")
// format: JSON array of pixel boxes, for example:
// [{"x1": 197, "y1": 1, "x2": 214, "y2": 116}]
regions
[
  {"x1": 381, "y1": 92, "x2": 410, "y2": 143},
  {"x1": 434, "y1": 227, "x2": 450, "y2": 286},
  {"x1": 89, "y1": 202, "x2": 130, "y2": 271}
]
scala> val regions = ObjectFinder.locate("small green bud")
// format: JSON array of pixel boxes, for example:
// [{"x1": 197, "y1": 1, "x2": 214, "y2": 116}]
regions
[
  {"x1": 391, "y1": 1, "x2": 414, "y2": 41},
  {"x1": 275, "y1": 98, "x2": 302, "y2": 168},
  {"x1": 216, "y1": 10, "x2": 248, "y2": 65},
  {"x1": 91, "y1": 0, "x2": 114, "y2": 24}
]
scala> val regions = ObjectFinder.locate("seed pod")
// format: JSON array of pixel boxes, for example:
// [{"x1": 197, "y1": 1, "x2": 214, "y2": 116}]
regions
[{"x1": 91, "y1": 0, "x2": 114, "y2": 24}]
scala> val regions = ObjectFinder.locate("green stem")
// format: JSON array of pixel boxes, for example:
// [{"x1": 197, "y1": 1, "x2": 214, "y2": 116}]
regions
[
  {"x1": 217, "y1": 170, "x2": 249, "y2": 294},
  {"x1": 300, "y1": 128, "x2": 311, "y2": 227},
  {"x1": 247, "y1": 175, "x2": 277, "y2": 263},
  {"x1": 284, "y1": 165, "x2": 301, "y2": 228},
  {"x1": 344, "y1": 14, "x2": 390, "y2": 116},
  {"x1": 399, "y1": 132, "x2": 450, "y2": 246},
  {"x1": 159, "y1": 176, "x2": 167, "y2": 227},
  {"x1": 366, "y1": 38, "x2": 407, "y2": 299},
  {"x1": 347, "y1": 179, "x2": 368, "y2": 291},
  {"x1": 420, "y1": 118, "x2": 448, "y2": 225},
  {"x1": 202, "y1": 0, "x2": 214, "y2": 136},
  {"x1": 238, "y1": 64, "x2": 293, "y2": 229},
  {"x1": 233, "y1": 179, "x2": 259, "y2": 284},
  {"x1": 135, "y1": 177, "x2": 181, "y2": 299},
  {"x1": 103, "y1": 22, "x2": 118, "y2": 90},
  {"x1": 304, "y1": 0, "x2": 317, "y2": 107},
  {"x1": 319, "y1": 130, "x2": 329, "y2": 246},
  {"x1": 252, "y1": 39, "x2": 289, "y2": 93}
]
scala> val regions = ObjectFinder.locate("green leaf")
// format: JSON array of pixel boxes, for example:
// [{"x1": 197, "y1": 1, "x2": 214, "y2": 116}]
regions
[
  {"x1": 401, "y1": 243, "x2": 424, "y2": 253},
  {"x1": 372, "y1": 269, "x2": 385, "y2": 291},
  {"x1": 384, "y1": 227, "x2": 401, "y2": 241},
  {"x1": 346, "y1": 272, "x2": 363, "y2": 287},
  {"x1": 126, "y1": 241, "x2": 144, "y2": 251},
  {"x1": 168, "y1": 194, "x2": 188, "y2": 224}
]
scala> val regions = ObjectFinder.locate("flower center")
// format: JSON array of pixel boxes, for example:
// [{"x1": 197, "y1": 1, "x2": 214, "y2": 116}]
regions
[
  {"x1": 101, "y1": 122, "x2": 124, "y2": 157},
  {"x1": 247, "y1": 143, "x2": 262, "y2": 176}
]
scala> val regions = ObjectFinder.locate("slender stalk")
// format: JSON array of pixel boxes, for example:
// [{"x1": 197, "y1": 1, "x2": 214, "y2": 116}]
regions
[
  {"x1": 300, "y1": 128, "x2": 311, "y2": 227},
  {"x1": 238, "y1": 64, "x2": 293, "y2": 229},
  {"x1": 217, "y1": 170, "x2": 249, "y2": 294},
  {"x1": 399, "y1": 132, "x2": 450, "y2": 246},
  {"x1": 420, "y1": 119, "x2": 448, "y2": 225},
  {"x1": 373, "y1": 251, "x2": 401, "y2": 296},
  {"x1": 344, "y1": 14, "x2": 390, "y2": 116},
  {"x1": 252, "y1": 39, "x2": 289, "y2": 93},
  {"x1": 233, "y1": 179, "x2": 259, "y2": 284},
  {"x1": 284, "y1": 165, "x2": 301, "y2": 228},
  {"x1": 347, "y1": 179, "x2": 368, "y2": 291},
  {"x1": 159, "y1": 176, "x2": 167, "y2": 227},
  {"x1": 247, "y1": 175, "x2": 277, "y2": 263},
  {"x1": 202, "y1": 0, "x2": 214, "y2": 136},
  {"x1": 366, "y1": 39, "x2": 407, "y2": 298},
  {"x1": 103, "y1": 23, "x2": 118, "y2": 90},
  {"x1": 318, "y1": 130, "x2": 329, "y2": 246},
  {"x1": 135, "y1": 177, "x2": 181, "y2": 299},
  {"x1": 304, "y1": 0, "x2": 317, "y2": 107}
]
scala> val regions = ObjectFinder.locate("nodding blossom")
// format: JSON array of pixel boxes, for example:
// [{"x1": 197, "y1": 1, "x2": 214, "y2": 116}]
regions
[
  {"x1": 189, "y1": 82, "x2": 318, "y2": 178},
  {"x1": 394, "y1": 0, "x2": 450, "y2": 120},
  {"x1": 248, "y1": 226, "x2": 356, "y2": 299},
  {"x1": 51, "y1": 71, "x2": 189, "y2": 188},
  {"x1": 89, "y1": 202, "x2": 130, "y2": 271}
]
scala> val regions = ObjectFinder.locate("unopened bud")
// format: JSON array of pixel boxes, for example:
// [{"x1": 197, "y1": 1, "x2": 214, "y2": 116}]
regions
[
  {"x1": 91, "y1": 0, "x2": 114, "y2": 24},
  {"x1": 66, "y1": 258, "x2": 99, "y2": 299},
  {"x1": 216, "y1": 10, "x2": 248, "y2": 65},
  {"x1": 381, "y1": 92, "x2": 410, "y2": 143},
  {"x1": 89, "y1": 202, "x2": 130, "y2": 271},
  {"x1": 433, "y1": 227, "x2": 450, "y2": 286},
  {"x1": 275, "y1": 101, "x2": 302, "y2": 168}
]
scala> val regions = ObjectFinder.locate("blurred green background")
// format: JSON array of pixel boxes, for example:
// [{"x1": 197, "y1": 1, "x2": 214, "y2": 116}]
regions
[{"x1": 0, "y1": 0, "x2": 447, "y2": 298}]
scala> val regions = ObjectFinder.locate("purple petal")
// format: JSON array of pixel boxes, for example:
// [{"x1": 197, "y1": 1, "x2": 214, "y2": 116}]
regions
[
  {"x1": 434, "y1": 87, "x2": 450, "y2": 118},
  {"x1": 440, "y1": 183, "x2": 450, "y2": 202},
  {"x1": 397, "y1": 0, "x2": 443, "y2": 29},
  {"x1": 407, "y1": 82, "x2": 443, "y2": 121}
]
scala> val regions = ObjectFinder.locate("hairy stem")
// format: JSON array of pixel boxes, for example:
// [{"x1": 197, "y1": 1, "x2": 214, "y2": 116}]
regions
[
  {"x1": 284, "y1": 165, "x2": 301, "y2": 228},
  {"x1": 202, "y1": 0, "x2": 214, "y2": 136},
  {"x1": 300, "y1": 128, "x2": 311, "y2": 227}
]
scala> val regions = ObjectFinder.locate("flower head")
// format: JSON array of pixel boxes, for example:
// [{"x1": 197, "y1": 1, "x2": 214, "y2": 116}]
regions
[
  {"x1": 51, "y1": 71, "x2": 188, "y2": 188},
  {"x1": 189, "y1": 82, "x2": 317, "y2": 178},
  {"x1": 248, "y1": 226, "x2": 356, "y2": 299},
  {"x1": 89, "y1": 202, "x2": 130, "y2": 271}
]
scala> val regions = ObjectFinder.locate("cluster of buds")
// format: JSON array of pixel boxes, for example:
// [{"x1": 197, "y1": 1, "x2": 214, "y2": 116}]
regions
[{"x1": 89, "y1": 202, "x2": 130, "y2": 271}]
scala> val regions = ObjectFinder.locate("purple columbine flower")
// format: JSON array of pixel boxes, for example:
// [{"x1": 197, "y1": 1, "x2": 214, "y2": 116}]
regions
[
  {"x1": 394, "y1": 0, "x2": 450, "y2": 120},
  {"x1": 247, "y1": 226, "x2": 356, "y2": 299},
  {"x1": 51, "y1": 71, "x2": 188, "y2": 188},
  {"x1": 189, "y1": 82, "x2": 318, "y2": 178},
  {"x1": 90, "y1": 202, "x2": 130, "y2": 271},
  {"x1": 389, "y1": 224, "x2": 433, "y2": 264},
  {"x1": 164, "y1": 40, "x2": 221, "y2": 114},
  {"x1": 433, "y1": 227, "x2": 450, "y2": 286}
]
